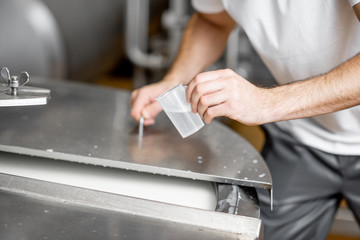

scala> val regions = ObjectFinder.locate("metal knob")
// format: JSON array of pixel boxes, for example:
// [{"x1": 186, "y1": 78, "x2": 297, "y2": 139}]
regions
[{"x1": 1, "y1": 67, "x2": 30, "y2": 96}]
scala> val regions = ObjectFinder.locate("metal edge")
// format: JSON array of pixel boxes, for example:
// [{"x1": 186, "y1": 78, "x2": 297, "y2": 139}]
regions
[
  {"x1": 0, "y1": 172, "x2": 262, "y2": 239},
  {"x1": 0, "y1": 145, "x2": 272, "y2": 190}
]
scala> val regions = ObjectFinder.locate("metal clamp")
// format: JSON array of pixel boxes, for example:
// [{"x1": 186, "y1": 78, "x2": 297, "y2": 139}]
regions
[{"x1": 0, "y1": 67, "x2": 50, "y2": 107}]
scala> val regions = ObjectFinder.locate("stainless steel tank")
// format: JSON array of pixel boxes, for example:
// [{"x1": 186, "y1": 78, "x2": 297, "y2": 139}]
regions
[
  {"x1": 0, "y1": 0, "x2": 66, "y2": 78},
  {"x1": 0, "y1": 78, "x2": 271, "y2": 239}
]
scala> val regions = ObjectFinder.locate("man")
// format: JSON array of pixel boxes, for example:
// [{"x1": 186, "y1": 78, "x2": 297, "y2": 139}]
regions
[{"x1": 130, "y1": 1, "x2": 360, "y2": 239}]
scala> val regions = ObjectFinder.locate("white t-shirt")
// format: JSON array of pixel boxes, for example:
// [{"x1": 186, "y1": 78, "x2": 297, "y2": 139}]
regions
[{"x1": 192, "y1": 0, "x2": 360, "y2": 155}]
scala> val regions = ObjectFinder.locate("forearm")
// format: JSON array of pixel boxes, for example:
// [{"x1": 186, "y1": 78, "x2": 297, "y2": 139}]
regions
[
  {"x1": 130, "y1": 12, "x2": 234, "y2": 124},
  {"x1": 163, "y1": 12, "x2": 235, "y2": 86},
  {"x1": 265, "y1": 53, "x2": 360, "y2": 123},
  {"x1": 354, "y1": 3, "x2": 360, "y2": 22}
]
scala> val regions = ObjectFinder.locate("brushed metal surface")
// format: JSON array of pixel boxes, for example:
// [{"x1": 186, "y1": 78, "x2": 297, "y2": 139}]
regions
[{"x1": 0, "y1": 77, "x2": 272, "y2": 189}]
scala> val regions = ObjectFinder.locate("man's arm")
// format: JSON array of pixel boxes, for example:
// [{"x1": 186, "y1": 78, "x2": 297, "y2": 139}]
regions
[
  {"x1": 130, "y1": 11, "x2": 235, "y2": 124},
  {"x1": 354, "y1": 3, "x2": 360, "y2": 21},
  {"x1": 186, "y1": 53, "x2": 360, "y2": 125},
  {"x1": 163, "y1": 12, "x2": 235, "y2": 85},
  {"x1": 264, "y1": 53, "x2": 360, "y2": 124}
]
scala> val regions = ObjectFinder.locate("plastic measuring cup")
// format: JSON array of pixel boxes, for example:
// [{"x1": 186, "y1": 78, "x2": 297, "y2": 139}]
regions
[{"x1": 156, "y1": 83, "x2": 204, "y2": 138}]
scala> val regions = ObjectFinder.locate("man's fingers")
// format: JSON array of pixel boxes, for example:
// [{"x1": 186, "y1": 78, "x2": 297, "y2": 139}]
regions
[
  {"x1": 203, "y1": 103, "x2": 228, "y2": 124},
  {"x1": 186, "y1": 69, "x2": 230, "y2": 102},
  {"x1": 197, "y1": 90, "x2": 227, "y2": 118},
  {"x1": 141, "y1": 101, "x2": 163, "y2": 126},
  {"x1": 143, "y1": 118, "x2": 155, "y2": 126},
  {"x1": 130, "y1": 89, "x2": 146, "y2": 122},
  {"x1": 130, "y1": 89, "x2": 139, "y2": 107},
  {"x1": 186, "y1": 71, "x2": 219, "y2": 102},
  {"x1": 189, "y1": 79, "x2": 225, "y2": 114}
]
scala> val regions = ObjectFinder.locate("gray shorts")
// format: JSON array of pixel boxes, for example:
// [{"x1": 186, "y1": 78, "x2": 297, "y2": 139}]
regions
[{"x1": 257, "y1": 123, "x2": 360, "y2": 240}]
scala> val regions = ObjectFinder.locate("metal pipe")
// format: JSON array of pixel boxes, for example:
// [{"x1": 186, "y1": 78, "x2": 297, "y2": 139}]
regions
[
  {"x1": 162, "y1": 0, "x2": 189, "y2": 63},
  {"x1": 125, "y1": 0, "x2": 166, "y2": 69}
]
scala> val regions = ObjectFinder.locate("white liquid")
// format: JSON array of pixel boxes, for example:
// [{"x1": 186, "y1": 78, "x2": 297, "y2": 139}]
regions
[
  {"x1": 165, "y1": 110, "x2": 204, "y2": 138},
  {"x1": 0, "y1": 155, "x2": 217, "y2": 210}
]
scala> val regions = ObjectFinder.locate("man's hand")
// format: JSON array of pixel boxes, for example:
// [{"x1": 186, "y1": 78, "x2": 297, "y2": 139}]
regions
[
  {"x1": 130, "y1": 81, "x2": 174, "y2": 125},
  {"x1": 130, "y1": 11, "x2": 235, "y2": 126},
  {"x1": 186, "y1": 69, "x2": 269, "y2": 125},
  {"x1": 186, "y1": 52, "x2": 360, "y2": 127}
]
